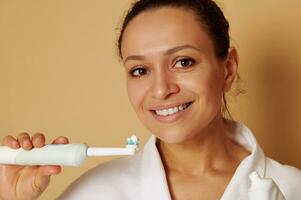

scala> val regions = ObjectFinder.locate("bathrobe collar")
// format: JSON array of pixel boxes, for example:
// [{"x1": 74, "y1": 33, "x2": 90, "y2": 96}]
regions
[
  {"x1": 140, "y1": 135, "x2": 172, "y2": 200},
  {"x1": 139, "y1": 122, "x2": 266, "y2": 200}
]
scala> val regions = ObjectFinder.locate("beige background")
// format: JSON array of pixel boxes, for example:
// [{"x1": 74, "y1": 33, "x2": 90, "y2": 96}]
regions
[{"x1": 0, "y1": 0, "x2": 301, "y2": 199}]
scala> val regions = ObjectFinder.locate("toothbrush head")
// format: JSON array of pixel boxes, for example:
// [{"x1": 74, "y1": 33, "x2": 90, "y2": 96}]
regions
[{"x1": 126, "y1": 135, "x2": 139, "y2": 152}]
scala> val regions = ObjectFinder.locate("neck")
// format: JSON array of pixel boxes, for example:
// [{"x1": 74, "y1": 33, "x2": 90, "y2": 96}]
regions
[{"x1": 157, "y1": 116, "x2": 242, "y2": 176}]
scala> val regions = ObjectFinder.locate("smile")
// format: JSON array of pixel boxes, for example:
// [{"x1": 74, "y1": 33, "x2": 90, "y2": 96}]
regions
[{"x1": 154, "y1": 102, "x2": 193, "y2": 117}]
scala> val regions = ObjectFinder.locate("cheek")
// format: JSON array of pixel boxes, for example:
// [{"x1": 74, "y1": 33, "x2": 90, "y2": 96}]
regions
[
  {"x1": 179, "y1": 70, "x2": 223, "y2": 105},
  {"x1": 126, "y1": 79, "x2": 148, "y2": 111}
]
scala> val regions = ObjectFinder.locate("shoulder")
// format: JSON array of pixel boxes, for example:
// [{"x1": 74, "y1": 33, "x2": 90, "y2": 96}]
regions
[
  {"x1": 58, "y1": 151, "x2": 143, "y2": 200},
  {"x1": 266, "y1": 157, "x2": 301, "y2": 184},
  {"x1": 266, "y1": 157, "x2": 301, "y2": 199}
]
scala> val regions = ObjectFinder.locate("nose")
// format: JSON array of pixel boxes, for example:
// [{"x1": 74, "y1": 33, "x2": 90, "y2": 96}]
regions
[{"x1": 151, "y1": 70, "x2": 180, "y2": 99}]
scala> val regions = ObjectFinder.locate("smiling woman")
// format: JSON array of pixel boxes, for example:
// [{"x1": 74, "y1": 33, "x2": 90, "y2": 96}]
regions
[
  {"x1": 122, "y1": 6, "x2": 234, "y2": 146},
  {"x1": 0, "y1": 0, "x2": 301, "y2": 200}
]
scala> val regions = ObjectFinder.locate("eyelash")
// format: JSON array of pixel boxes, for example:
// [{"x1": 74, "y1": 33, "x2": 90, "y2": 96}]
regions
[
  {"x1": 174, "y1": 57, "x2": 195, "y2": 68},
  {"x1": 129, "y1": 67, "x2": 147, "y2": 77},
  {"x1": 128, "y1": 57, "x2": 195, "y2": 77}
]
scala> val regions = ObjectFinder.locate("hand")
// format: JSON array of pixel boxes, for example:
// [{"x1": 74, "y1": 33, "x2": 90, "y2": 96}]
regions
[{"x1": 0, "y1": 133, "x2": 69, "y2": 200}]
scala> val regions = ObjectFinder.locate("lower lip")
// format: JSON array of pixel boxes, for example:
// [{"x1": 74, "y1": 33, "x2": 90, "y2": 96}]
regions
[{"x1": 150, "y1": 103, "x2": 193, "y2": 123}]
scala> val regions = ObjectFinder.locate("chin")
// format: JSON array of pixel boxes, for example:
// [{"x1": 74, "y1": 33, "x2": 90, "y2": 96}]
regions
[{"x1": 152, "y1": 127, "x2": 197, "y2": 144}]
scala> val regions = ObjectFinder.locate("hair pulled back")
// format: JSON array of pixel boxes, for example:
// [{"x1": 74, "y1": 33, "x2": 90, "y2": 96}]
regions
[
  {"x1": 118, "y1": 0, "x2": 230, "y2": 60},
  {"x1": 118, "y1": 0, "x2": 240, "y2": 119}
]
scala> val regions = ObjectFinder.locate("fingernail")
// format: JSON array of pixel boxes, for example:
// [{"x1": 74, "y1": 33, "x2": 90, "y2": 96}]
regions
[
  {"x1": 23, "y1": 140, "x2": 32, "y2": 149},
  {"x1": 12, "y1": 140, "x2": 20, "y2": 148}
]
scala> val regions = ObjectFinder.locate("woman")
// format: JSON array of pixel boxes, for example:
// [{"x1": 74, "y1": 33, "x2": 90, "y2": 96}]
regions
[{"x1": 1, "y1": 0, "x2": 300, "y2": 199}]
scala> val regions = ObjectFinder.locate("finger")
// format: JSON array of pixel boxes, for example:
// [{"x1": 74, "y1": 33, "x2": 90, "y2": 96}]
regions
[
  {"x1": 52, "y1": 136, "x2": 69, "y2": 144},
  {"x1": 17, "y1": 132, "x2": 32, "y2": 150},
  {"x1": 33, "y1": 166, "x2": 62, "y2": 193},
  {"x1": 32, "y1": 133, "x2": 46, "y2": 148},
  {"x1": 2, "y1": 135, "x2": 20, "y2": 149}
]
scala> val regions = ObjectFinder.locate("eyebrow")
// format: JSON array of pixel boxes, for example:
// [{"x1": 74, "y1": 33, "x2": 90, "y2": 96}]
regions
[{"x1": 123, "y1": 44, "x2": 203, "y2": 64}]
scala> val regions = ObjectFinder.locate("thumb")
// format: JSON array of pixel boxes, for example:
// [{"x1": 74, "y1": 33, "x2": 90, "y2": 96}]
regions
[{"x1": 33, "y1": 166, "x2": 61, "y2": 193}]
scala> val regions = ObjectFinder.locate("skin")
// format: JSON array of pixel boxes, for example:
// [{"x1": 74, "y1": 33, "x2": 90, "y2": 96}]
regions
[
  {"x1": 121, "y1": 7, "x2": 250, "y2": 200},
  {"x1": 0, "y1": 6, "x2": 249, "y2": 200},
  {"x1": 0, "y1": 133, "x2": 68, "y2": 200}
]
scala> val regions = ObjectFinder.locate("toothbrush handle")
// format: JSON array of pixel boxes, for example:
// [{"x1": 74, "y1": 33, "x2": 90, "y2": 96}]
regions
[{"x1": 0, "y1": 144, "x2": 88, "y2": 167}]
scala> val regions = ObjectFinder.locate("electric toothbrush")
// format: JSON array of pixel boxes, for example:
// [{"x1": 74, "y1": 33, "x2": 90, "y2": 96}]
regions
[{"x1": 0, "y1": 135, "x2": 139, "y2": 167}]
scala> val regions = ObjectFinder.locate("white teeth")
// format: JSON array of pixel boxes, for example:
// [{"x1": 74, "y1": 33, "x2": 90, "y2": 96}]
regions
[
  {"x1": 173, "y1": 107, "x2": 179, "y2": 113},
  {"x1": 179, "y1": 105, "x2": 183, "y2": 111},
  {"x1": 155, "y1": 103, "x2": 191, "y2": 116}
]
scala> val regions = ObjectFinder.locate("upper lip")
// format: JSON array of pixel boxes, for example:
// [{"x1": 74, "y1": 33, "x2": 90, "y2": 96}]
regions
[{"x1": 149, "y1": 101, "x2": 193, "y2": 111}]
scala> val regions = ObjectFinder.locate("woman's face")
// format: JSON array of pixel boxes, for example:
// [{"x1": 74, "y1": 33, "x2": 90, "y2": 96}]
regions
[{"x1": 121, "y1": 7, "x2": 236, "y2": 144}]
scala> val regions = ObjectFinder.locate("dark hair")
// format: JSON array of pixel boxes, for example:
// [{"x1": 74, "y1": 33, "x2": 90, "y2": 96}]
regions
[{"x1": 117, "y1": 0, "x2": 230, "y2": 60}]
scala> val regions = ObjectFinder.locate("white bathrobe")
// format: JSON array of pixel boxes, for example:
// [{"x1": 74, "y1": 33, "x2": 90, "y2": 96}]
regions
[{"x1": 59, "y1": 122, "x2": 301, "y2": 200}]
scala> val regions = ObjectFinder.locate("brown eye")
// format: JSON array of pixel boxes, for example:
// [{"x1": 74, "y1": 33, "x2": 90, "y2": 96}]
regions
[
  {"x1": 174, "y1": 58, "x2": 194, "y2": 68},
  {"x1": 130, "y1": 67, "x2": 147, "y2": 77}
]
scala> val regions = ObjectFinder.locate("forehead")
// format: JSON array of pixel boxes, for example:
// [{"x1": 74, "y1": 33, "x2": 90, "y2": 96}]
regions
[{"x1": 121, "y1": 7, "x2": 215, "y2": 58}]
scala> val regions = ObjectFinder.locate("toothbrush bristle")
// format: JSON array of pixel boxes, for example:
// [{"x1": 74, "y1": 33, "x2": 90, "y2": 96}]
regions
[{"x1": 126, "y1": 135, "x2": 139, "y2": 147}]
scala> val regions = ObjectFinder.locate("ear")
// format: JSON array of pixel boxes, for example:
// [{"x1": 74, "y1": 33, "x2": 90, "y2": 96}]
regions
[{"x1": 222, "y1": 47, "x2": 239, "y2": 92}]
